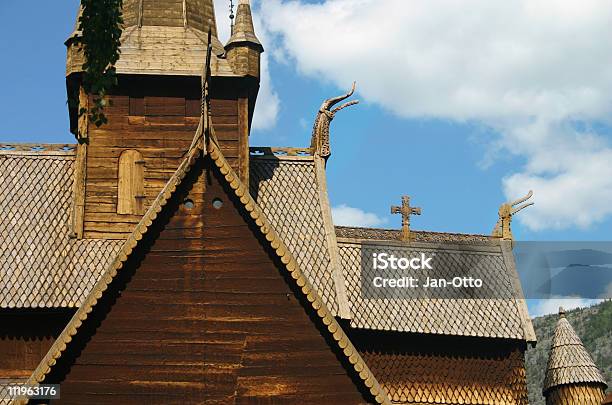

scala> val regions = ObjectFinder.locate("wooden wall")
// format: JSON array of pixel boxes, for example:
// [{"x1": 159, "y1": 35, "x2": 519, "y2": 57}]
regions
[
  {"x1": 0, "y1": 310, "x2": 73, "y2": 384},
  {"x1": 349, "y1": 329, "x2": 529, "y2": 405},
  {"x1": 44, "y1": 158, "x2": 370, "y2": 404},
  {"x1": 81, "y1": 76, "x2": 248, "y2": 240}
]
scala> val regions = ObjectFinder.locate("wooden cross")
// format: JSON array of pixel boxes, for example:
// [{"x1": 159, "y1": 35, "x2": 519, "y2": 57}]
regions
[{"x1": 391, "y1": 196, "x2": 421, "y2": 241}]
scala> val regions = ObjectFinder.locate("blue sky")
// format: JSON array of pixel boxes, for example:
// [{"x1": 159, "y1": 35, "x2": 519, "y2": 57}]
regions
[{"x1": 1, "y1": 1, "x2": 611, "y2": 315}]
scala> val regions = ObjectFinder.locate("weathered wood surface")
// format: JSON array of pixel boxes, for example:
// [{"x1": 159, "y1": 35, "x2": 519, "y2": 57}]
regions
[
  {"x1": 45, "y1": 158, "x2": 370, "y2": 404},
  {"x1": 70, "y1": 143, "x2": 87, "y2": 238},
  {"x1": 546, "y1": 384, "x2": 606, "y2": 405},
  {"x1": 82, "y1": 77, "x2": 243, "y2": 239},
  {"x1": 0, "y1": 310, "x2": 73, "y2": 381},
  {"x1": 117, "y1": 150, "x2": 145, "y2": 215},
  {"x1": 350, "y1": 329, "x2": 529, "y2": 405}
]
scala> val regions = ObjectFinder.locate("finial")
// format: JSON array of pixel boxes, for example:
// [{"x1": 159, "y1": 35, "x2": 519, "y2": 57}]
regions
[
  {"x1": 492, "y1": 190, "x2": 534, "y2": 240},
  {"x1": 391, "y1": 195, "x2": 422, "y2": 241},
  {"x1": 310, "y1": 82, "x2": 359, "y2": 161},
  {"x1": 559, "y1": 307, "x2": 566, "y2": 318},
  {"x1": 229, "y1": 0, "x2": 235, "y2": 31}
]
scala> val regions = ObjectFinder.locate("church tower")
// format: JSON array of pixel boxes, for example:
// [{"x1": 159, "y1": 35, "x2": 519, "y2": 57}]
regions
[
  {"x1": 65, "y1": 0, "x2": 262, "y2": 239},
  {"x1": 543, "y1": 308, "x2": 608, "y2": 405}
]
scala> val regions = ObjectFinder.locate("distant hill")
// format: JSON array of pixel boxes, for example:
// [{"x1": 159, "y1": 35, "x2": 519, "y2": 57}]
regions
[
  {"x1": 539, "y1": 264, "x2": 612, "y2": 298},
  {"x1": 526, "y1": 300, "x2": 612, "y2": 404}
]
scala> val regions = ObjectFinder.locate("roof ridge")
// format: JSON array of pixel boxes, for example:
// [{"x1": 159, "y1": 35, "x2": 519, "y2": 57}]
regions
[
  {"x1": 335, "y1": 225, "x2": 490, "y2": 238},
  {"x1": 0, "y1": 143, "x2": 76, "y2": 156}
]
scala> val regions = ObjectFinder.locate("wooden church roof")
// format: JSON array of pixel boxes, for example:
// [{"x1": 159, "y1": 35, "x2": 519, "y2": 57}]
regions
[
  {"x1": 249, "y1": 150, "x2": 535, "y2": 341},
  {"x1": 0, "y1": 142, "x2": 535, "y2": 342},
  {"x1": 543, "y1": 309, "x2": 607, "y2": 394},
  {"x1": 66, "y1": 0, "x2": 234, "y2": 78},
  {"x1": 0, "y1": 146, "x2": 122, "y2": 308},
  {"x1": 18, "y1": 123, "x2": 393, "y2": 405},
  {"x1": 250, "y1": 148, "x2": 350, "y2": 319},
  {"x1": 337, "y1": 237, "x2": 534, "y2": 341}
]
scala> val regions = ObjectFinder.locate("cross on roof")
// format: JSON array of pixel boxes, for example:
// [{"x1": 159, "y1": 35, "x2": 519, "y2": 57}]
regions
[{"x1": 391, "y1": 195, "x2": 421, "y2": 241}]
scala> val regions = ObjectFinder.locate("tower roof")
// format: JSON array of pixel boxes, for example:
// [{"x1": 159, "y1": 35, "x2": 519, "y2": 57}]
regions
[
  {"x1": 66, "y1": 0, "x2": 234, "y2": 77},
  {"x1": 226, "y1": 0, "x2": 262, "y2": 50},
  {"x1": 543, "y1": 307, "x2": 607, "y2": 394},
  {"x1": 122, "y1": 0, "x2": 218, "y2": 34}
]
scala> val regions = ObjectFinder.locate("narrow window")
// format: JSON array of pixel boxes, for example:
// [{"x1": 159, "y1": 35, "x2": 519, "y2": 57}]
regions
[{"x1": 117, "y1": 150, "x2": 145, "y2": 215}]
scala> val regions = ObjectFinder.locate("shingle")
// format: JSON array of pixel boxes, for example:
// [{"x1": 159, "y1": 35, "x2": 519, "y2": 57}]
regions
[
  {"x1": 250, "y1": 156, "x2": 345, "y2": 317},
  {"x1": 362, "y1": 347, "x2": 528, "y2": 404},
  {"x1": 543, "y1": 313, "x2": 607, "y2": 393},
  {"x1": 337, "y1": 240, "x2": 532, "y2": 340},
  {"x1": 0, "y1": 149, "x2": 123, "y2": 308},
  {"x1": 67, "y1": 26, "x2": 233, "y2": 78}
]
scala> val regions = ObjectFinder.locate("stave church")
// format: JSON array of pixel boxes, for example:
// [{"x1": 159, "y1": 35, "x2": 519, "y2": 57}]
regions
[{"x1": 0, "y1": 1, "x2": 607, "y2": 404}]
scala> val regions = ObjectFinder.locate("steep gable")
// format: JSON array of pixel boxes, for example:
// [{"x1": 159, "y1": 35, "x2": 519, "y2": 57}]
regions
[{"x1": 20, "y1": 134, "x2": 388, "y2": 404}]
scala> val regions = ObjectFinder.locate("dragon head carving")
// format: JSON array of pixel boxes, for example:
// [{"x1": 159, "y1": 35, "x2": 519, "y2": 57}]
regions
[{"x1": 310, "y1": 82, "x2": 359, "y2": 160}]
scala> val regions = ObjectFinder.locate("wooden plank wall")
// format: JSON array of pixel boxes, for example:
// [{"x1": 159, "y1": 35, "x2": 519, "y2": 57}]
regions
[
  {"x1": 210, "y1": 98, "x2": 240, "y2": 173},
  {"x1": 82, "y1": 77, "x2": 244, "y2": 240},
  {"x1": 0, "y1": 310, "x2": 73, "y2": 383},
  {"x1": 45, "y1": 159, "x2": 369, "y2": 404}
]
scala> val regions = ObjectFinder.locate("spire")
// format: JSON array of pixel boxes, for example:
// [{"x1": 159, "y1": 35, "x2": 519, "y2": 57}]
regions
[
  {"x1": 543, "y1": 308, "x2": 607, "y2": 403},
  {"x1": 226, "y1": 0, "x2": 262, "y2": 50},
  {"x1": 224, "y1": 0, "x2": 263, "y2": 78}
]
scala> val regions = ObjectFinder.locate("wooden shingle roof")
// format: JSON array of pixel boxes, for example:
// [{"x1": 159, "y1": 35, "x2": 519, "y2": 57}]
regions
[
  {"x1": 66, "y1": 0, "x2": 234, "y2": 78},
  {"x1": 250, "y1": 151, "x2": 350, "y2": 318},
  {"x1": 248, "y1": 152, "x2": 534, "y2": 341},
  {"x1": 122, "y1": 0, "x2": 219, "y2": 35},
  {"x1": 336, "y1": 237, "x2": 536, "y2": 341},
  {"x1": 226, "y1": 0, "x2": 262, "y2": 49},
  {"x1": 0, "y1": 143, "x2": 536, "y2": 343},
  {"x1": 66, "y1": 26, "x2": 234, "y2": 78},
  {"x1": 543, "y1": 309, "x2": 607, "y2": 394},
  {"x1": 0, "y1": 146, "x2": 123, "y2": 308},
  {"x1": 18, "y1": 126, "x2": 393, "y2": 405}
]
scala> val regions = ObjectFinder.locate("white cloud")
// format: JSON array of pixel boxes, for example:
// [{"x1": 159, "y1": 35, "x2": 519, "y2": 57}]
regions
[
  {"x1": 213, "y1": 0, "x2": 280, "y2": 131},
  {"x1": 258, "y1": 0, "x2": 612, "y2": 231},
  {"x1": 332, "y1": 204, "x2": 387, "y2": 227},
  {"x1": 528, "y1": 298, "x2": 602, "y2": 318}
]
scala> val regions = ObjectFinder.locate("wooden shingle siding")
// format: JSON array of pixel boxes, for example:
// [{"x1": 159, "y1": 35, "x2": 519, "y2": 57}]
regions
[
  {"x1": 546, "y1": 384, "x2": 606, "y2": 405},
  {"x1": 44, "y1": 159, "x2": 369, "y2": 404},
  {"x1": 350, "y1": 330, "x2": 529, "y2": 404}
]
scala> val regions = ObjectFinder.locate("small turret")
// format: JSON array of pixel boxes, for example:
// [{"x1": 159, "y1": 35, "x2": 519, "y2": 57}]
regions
[
  {"x1": 543, "y1": 307, "x2": 607, "y2": 405},
  {"x1": 225, "y1": 0, "x2": 263, "y2": 78}
]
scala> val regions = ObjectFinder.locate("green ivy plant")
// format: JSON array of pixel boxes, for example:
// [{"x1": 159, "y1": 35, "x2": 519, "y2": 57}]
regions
[{"x1": 74, "y1": 0, "x2": 124, "y2": 127}]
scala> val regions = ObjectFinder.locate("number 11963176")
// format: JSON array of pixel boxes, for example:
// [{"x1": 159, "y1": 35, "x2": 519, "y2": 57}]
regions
[{"x1": 3, "y1": 384, "x2": 60, "y2": 400}]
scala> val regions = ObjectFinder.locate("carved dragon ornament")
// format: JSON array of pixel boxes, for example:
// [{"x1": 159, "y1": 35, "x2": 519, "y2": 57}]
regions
[{"x1": 310, "y1": 82, "x2": 359, "y2": 160}]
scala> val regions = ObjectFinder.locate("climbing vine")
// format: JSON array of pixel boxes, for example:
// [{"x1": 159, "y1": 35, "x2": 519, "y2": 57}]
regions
[{"x1": 73, "y1": 0, "x2": 124, "y2": 128}]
